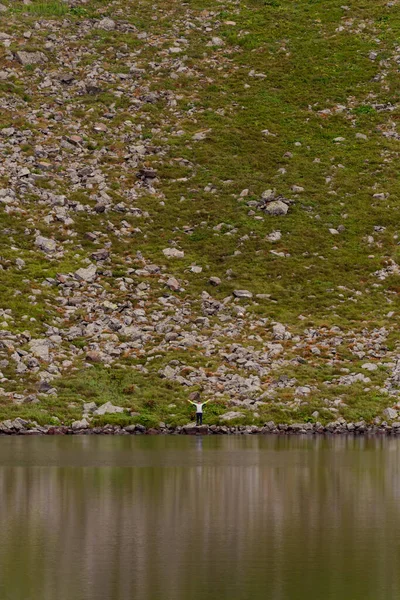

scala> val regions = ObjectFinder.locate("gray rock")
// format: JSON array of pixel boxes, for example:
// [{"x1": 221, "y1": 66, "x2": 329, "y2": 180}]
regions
[
  {"x1": 296, "y1": 386, "x2": 311, "y2": 396},
  {"x1": 163, "y1": 248, "x2": 184, "y2": 259},
  {"x1": 264, "y1": 200, "x2": 289, "y2": 216},
  {"x1": 93, "y1": 401, "x2": 124, "y2": 416},
  {"x1": 91, "y1": 249, "x2": 109, "y2": 261},
  {"x1": 0, "y1": 420, "x2": 11, "y2": 433},
  {"x1": 289, "y1": 423, "x2": 307, "y2": 432},
  {"x1": 75, "y1": 263, "x2": 97, "y2": 283},
  {"x1": 362, "y1": 363, "x2": 378, "y2": 371},
  {"x1": 35, "y1": 235, "x2": 56, "y2": 254},
  {"x1": 263, "y1": 421, "x2": 276, "y2": 431},
  {"x1": 15, "y1": 51, "x2": 47, "y2": 66},
  {"x1": 19, "y1": 167, "x2": 31, "y2": 179},
  {"x1": 166, "y1": 277, "x2": 180, "y2": 291},
  {"x1": 124, "y1": 425, "x2": 137, "y2": 433},
  {"x1": 38, "y1": 380, "x2": 52, "y2": 393},
  {"x1": 29, "y1": 339, "x2": 50, "y2": 362},
  {"x1": 272, "y1": 323, "x2": 291, "y2": 340},
  {"x1": 86, "y1": 351, "x2": 103, "y2": 363},
  {"x1": 211, "y1": 36, "x2": 224, "y2": 46},
  {"x1": 209, "y1": 277, "x2": 221, "y2": 286},
  {"x1": 337, "y1": 372, "x2": 371, "y2": 386},
  {"x1": 183, "y1": 422, "x2": 197, "y2": 431},
  {"x1": 193, "y1": 131, "x2": 208, "y2": 141},
  {"x1": 266, "y1": 231, "x2": 281, "y2": 242},
  {"x1": 1, "y1": 128, "x2": 14, "y2": 138},
  {"x1": 220, "y1": 411, "x2": 245, "y2": 421},
  {"x1": 233, "y1": 289, "x2": 253, "y2": 299},
  {"x1": 72, "y1": 418, "x2": 89, "y2": 430},
  {"x1": 83, "y1": 402, "x2": 97, "y2": 414},
  {"x1": 97, "y1": 18, "x2": 116, "y2": 31},
  {"x1": 383, "y1": 407, "x2": 398, "y2": 420},
  {"x1": 261, "y1": 190, "x2": 275, "y2": 201}
]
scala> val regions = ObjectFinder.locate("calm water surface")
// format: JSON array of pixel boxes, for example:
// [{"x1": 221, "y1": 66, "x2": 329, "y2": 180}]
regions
[{"x1": 0, "y1": 435, "x2": 399, "y2": 600}]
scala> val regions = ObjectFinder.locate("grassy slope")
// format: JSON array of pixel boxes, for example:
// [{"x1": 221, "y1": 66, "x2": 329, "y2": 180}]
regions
[{"x1": 0, "y1": 0, "x2": 399, "y2": 427}]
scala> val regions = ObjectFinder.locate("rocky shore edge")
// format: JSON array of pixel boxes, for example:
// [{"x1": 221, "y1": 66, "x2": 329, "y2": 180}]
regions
[{"x1": 1, "y1": 418, "x2": 400, "y2": 436}]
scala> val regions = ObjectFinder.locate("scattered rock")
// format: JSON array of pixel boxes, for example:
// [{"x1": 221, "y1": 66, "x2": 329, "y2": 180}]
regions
[
  {"x1": 97, "y1": 18, "x2": 116, "y2": 31},
  {"x1": 29, "y1": 339, "x2": 50, "y2": 362},
  {"x1": 193, "y1": 131, "x2": 209, "y2": 141},
  {"x1": 383, "y1": 407, "x2": 398, "y2": 420},
  {"x1": 163, "y1": 248, "x2": 184, "y2": 259},
  {"x1": 266, "y1": 231, "x2": 281, "y2": 242},
  {"x1": 83, "y1": 402, "x2": 97, "y2": 415},
  {"x1": 166, "y1": 277, "x2": 180, "y2": 291},
  {"x1": 362, "y1": 363, "x2": 378, "y2": 371},
  {"x1": 15, "y1": 51, "x2": 47, "y2": 66},
  {"x1": 35, "y1": 235, "x2": 57, "y2": 254},
  {"x1": 264, "y1": 200, "x2": 289, "y2": 216},
  {"x1": 72, "y1": 418, "x2": 89, "y2": 430},
  {"x1": 209, "y1": 277, "x2": 221, "y2": 286},
  {"x1": 220, "y1": 411, "x2": 245, "y2": 421},
  {"x1": 93, "y1": 401, "x2": 125, "y2": 416},
  {"x1": 0, "y1": 2, "x2": 396, "y2": 433},
  {"x1": 75, "y1": 264, "x2": 97, "y2": 283},
  {"x1": 86, "y1": 351, "x2": 103, "y2": 363},
  {"x1": 211, "y1": 37, "x2": 224, "y2": 46},
  {"x1": 272, "y1": 323, "x2": 291, "y2": 340},
  {"x1": 233, "y1": 290, "x2": 253, "y2": 299},
  {"x1": 91, "y1": 249, "x2": 109, "y2": 261}
]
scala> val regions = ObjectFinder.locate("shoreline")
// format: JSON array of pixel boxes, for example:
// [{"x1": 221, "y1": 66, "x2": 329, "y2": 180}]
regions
[{"x1": 0, "y1": 421, "x2": 399, "y2": 436}]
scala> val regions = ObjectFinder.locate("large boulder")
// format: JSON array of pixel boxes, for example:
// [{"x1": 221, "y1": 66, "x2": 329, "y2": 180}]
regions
[
  {"x1": 163, "y1": 248, "x2": 184, "y2": 258},
  {"x1": 264, "y1": 200, "x2": 289, "y2": 216},
  {"x1": 83, "y1": 402, "x2": 97, "y2": 415},
  {"x1": 220, "y1": 411, "x2": 245, "y2": 421},
  {"x1": 383, "y1": 407, "x2": 398, "y2": 421},
  {"x1": 233, "y1": 290, "x2": 253, "y2": 299},
  {"x1": 93, "y1": 402, "x2": 124, "y2": 416},
  {"x1": 97, "y1": 18, "x2": 116, "y2": 30},
  {"x1": 29, "y1": 339, "x2": 50, "y2": 362},
  {"x1": 75, "y1": 263, "x2": 97, "y2": 283},
  {"x1": 35, "y1": 235, "x2": 57, "y2": 254},
  {"x1": 272, "y1": 323, "x2": 291, "y2": 340},
  {"x1": 166, "y1": 277, "x2": 180, "y2": 291},
  {"x1": 72, "y1": 418, "x2": 89, "y2": 430},
  {"x1": 16, "y1": 51, "x2": 47, "y2": 66}
]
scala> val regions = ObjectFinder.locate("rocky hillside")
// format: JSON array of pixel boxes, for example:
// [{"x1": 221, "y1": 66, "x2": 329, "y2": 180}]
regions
[{"x1": 0, "y1": 0, "x2": 400, "y2": 431}]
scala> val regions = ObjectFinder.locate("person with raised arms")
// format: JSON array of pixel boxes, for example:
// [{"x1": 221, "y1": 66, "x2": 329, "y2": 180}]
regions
[{"x1": 187, "y1": 397, "x2": 211, "y2": 426}]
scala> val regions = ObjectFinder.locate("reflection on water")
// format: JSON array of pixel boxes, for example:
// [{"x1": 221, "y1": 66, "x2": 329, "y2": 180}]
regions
[{"x1": 0, "y1": 436, "x2": 399, "y2": 600}]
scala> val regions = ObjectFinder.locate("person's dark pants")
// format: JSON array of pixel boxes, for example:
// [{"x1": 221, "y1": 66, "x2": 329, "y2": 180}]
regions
[{"x1": 196, "y1": 413, "x2": 203, "y2": 426}]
